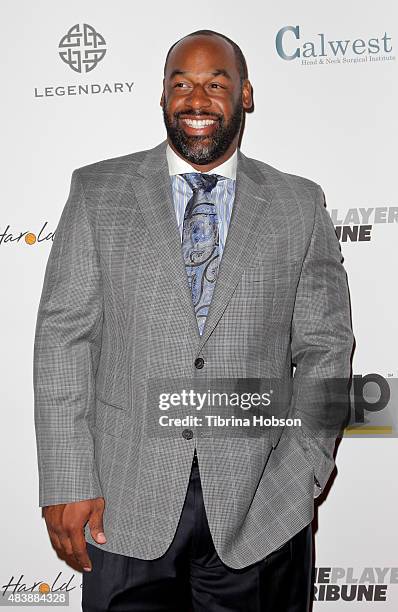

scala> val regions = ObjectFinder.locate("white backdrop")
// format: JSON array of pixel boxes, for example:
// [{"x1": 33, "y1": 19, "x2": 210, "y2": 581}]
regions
[{"x1": 1, "y1": 0, "x2": 397, "y2": 609}]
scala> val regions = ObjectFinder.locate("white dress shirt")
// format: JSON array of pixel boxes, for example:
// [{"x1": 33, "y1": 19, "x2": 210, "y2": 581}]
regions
[{"x1": 166, "y1": 143, "x2": 237, "y2": 179}]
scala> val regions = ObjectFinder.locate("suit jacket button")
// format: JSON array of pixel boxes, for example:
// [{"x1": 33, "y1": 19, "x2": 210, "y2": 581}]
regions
[
  {"x1": 194, "y1": 357, "x2": 204, "y2": 369},
  {"x1": 182, "y1": 429, "x2": 193, "y2": 440}
]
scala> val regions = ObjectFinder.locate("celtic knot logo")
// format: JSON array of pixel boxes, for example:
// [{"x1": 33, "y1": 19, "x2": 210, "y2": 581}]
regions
[{"x1": 59, "y1": 23, "x2": 106, "y2": 73}]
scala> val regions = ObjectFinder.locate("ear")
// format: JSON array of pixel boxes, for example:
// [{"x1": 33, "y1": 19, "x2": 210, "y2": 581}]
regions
[{"x1": 241, "y1": 79, "x2": 253, "y2": 111}]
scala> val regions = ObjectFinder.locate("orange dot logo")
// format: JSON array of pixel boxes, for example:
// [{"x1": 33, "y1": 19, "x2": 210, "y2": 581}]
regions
[
  {"x1": 39, "y1": 583, "x2": 50, "y2": 593},
  {"x1": 25, "y1": 233, "x2": 37, "y2": 245}
]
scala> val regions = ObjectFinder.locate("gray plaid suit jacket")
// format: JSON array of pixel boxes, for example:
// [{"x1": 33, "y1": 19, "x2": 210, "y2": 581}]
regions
[{"x1": 33, "y1": 139, "x2": 354, "y2": 569}]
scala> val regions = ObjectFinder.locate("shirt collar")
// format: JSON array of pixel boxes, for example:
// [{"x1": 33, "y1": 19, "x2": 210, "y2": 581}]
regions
[{"x1": 166, "y1": 143, "x2": 237, "y2": 180}]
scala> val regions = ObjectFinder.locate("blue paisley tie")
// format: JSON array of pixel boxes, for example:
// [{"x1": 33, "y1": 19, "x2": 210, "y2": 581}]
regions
[{"x1": 180, "y1": 172, "x2": 221, "y2": 336}]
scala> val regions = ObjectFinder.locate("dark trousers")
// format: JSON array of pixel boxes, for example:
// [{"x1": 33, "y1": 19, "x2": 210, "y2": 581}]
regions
[{"x1": 82, "y1": 454, "x2": 313, "y2": 611}]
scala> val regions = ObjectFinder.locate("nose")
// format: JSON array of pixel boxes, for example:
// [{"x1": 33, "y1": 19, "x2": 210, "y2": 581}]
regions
[{"x1": 185, "y1": 84, "x2": 212, "y2": 110}]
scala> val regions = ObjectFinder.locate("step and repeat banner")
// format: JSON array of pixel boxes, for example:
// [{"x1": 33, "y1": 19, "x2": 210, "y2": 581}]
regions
[{"x1": 1, "y1": 0, "x2": 397, "y2": 609}]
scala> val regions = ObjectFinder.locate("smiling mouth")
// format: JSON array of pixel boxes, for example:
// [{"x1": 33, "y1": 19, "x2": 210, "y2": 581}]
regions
[{"x1": 179, "y1": 117, "x2": 219, "y2": 130}]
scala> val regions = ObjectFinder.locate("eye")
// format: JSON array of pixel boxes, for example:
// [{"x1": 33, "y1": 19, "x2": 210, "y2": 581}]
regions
[
  {"x1": 209, "y1": 83, "x2": 224, "y2": 89},
  {"x1": 174, "y1": 82, "x2": 190, "y2": 88}
]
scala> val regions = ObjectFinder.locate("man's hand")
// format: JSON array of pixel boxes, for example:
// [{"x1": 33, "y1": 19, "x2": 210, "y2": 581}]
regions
[{"x1": 42, "y1": 497, "x2": 106, "y2": 572}]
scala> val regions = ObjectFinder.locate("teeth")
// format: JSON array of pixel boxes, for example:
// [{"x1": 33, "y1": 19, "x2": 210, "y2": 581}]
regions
[{"x1": 183, "y1": 119, "x2": 216, "y2": 128}]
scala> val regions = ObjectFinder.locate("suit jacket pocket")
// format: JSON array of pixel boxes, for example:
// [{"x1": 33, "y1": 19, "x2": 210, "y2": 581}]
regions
[
  {"x1": 238, "y1": 261, "x2": 301, "y2": 318},
  {"x1": 95, "y1": 397, "x2": 127, "y2": 438},
  {"x1": 241, "y1": 260, "x2": 301, "y2": 283}
]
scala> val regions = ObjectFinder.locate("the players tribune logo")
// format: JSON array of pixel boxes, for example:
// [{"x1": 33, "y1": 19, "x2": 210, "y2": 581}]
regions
[{"x1": 58, "y1": 23, "x2": 106, "y2": 73}]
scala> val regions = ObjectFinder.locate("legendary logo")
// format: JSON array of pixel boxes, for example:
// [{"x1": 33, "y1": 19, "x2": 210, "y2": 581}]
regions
[{"x1": 58, "y1": 23, "x2": 106, "y2": 73}]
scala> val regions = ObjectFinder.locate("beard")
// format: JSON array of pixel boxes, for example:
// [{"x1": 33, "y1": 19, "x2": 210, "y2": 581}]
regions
[{"x1": 162, "y1": 96, "x2": 243, "y2": 165}]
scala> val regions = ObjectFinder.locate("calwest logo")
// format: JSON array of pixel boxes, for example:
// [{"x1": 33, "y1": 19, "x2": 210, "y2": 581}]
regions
[
  {"x1": 59, "y1": 24, "x2": 106, "y2": 73},
  {"x1": 276, "y1": 25, "x2": 393, "y2": 62}
]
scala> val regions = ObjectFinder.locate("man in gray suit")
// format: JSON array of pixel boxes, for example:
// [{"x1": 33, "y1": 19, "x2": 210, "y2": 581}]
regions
[{"x1": 34, "y1": 29, "x2": 354, "y2": 611}]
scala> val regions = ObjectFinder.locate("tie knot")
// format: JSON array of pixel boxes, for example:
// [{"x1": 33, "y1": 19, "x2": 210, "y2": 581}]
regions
[{"x1": 181, "y1": 172, "x2": 220, "y2": 194}]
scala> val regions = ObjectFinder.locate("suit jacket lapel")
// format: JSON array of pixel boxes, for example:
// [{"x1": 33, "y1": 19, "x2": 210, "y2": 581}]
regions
[
  {"x1": 131, "y1": 141, "x2": 202, "y2": 349},
  {"x1": 130, "y1": 140, "x2": 276, "y2": 352}
]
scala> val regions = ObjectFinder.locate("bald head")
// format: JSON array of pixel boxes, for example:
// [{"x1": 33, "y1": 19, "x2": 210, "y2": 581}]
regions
[{"x1": 164, "y1": 30, "x2": 248, "y2": 82}]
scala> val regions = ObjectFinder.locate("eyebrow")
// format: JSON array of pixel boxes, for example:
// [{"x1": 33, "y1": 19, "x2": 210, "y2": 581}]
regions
[{"x1": 169, "y1": 68, "x2": 232, "y2": 80}]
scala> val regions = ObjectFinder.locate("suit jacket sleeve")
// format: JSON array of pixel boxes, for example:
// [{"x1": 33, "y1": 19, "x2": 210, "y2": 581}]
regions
[
  {"x1": 290, "y1": 183, "x2": 354, "y2": 498},
  {"x1": 33, "y1": 169, "x2": 104, "y2": 507}
]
